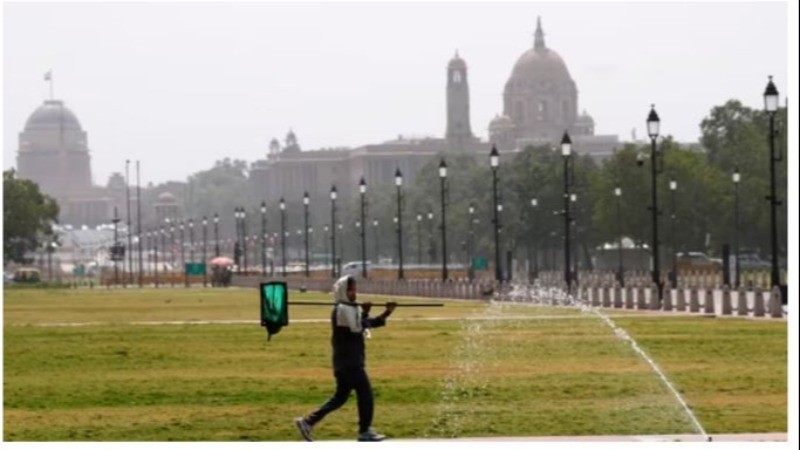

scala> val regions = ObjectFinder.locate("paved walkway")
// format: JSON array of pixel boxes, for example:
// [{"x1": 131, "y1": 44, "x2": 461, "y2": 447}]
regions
[{"x1": 395, "y1": 432, "x2": 787, "y2": 442}]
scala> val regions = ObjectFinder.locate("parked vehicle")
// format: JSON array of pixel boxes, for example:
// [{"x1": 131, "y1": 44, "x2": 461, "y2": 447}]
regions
[
  {"x1": 737, "y1": 253, "x2": 771, "y2": 270},
  {"x1": 676, "y1": 252, "x2": 721, "y2": 271},
  {"x1": 342, "y1": 261, "x2": 371, "y2": 276}
]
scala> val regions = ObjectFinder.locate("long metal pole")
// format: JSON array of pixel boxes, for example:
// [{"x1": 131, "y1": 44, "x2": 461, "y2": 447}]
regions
[
  {"x1": 441, "y1": 177, "x2": 448, "y2": 281},
  {"x1": 492, "y1": 168, "x2": 501, "y2": 282},
  {"x1": 331, "y1": 193, "x2": 337, "y2": 278},
  {"x1": 242, "y1": 211, "x2": 248, "y2": 273},
  {"x1": 261, "y1": 209, "x2": 267, "y2": 275},
  {"x1": 417, "y1": 217, "x2": 422, "y2": 265},
  {"x1": 113, "y1": 207, "x2": 119, "y2": 285},
  {"x1": 281, "y1": 208, "x2": 287, "y2": 277},
  {"x1": 136, "y1": 161, "x2": 143, "y2": 288},
  {"x1": 563, "y1": 157, "x2": 571, "y2": 291},
  {"x1": 361, "y1": 193, "x2": 367, "y2": 278},
  {"x1": 154, "y1": 229, "x2": 159, "y2": 288},
  {"x1": 304, "y1": 203, "x2": 310, "y2": 278},
  {"x1": 671, "y1": 187, "x2": 677, "y2": 288},
  {"x1": 768, "y1": 113, "x2": 780, "y2": 287},
  {"x1": 203, "y1": 219, "x2": 208, "y2": 287},
  {"x1": 125, "y1": 160, "x2": 132, "y2": 286},
  {"x1": 397, "y1": 186, "x2": 404, "y2": 280},
  {"x1": 650, "y1": 138, "x2": 661, "y2": 299},
  {"x1": 214, "y1": 215, "x2": 220, "y2": 257},
  {"x1": 617, "y1": 193, "x2": 624, "y2": 286}
]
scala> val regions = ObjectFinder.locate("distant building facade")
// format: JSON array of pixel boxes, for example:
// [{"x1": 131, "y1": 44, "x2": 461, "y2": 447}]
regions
[{"x1": 250, "y1": 18, "x2": 619, "y2": 204}]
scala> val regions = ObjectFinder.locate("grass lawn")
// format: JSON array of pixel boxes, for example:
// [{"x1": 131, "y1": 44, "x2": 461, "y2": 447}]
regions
[{"x1": 2, "y1": 287, "x2": 787, "y2": 441}]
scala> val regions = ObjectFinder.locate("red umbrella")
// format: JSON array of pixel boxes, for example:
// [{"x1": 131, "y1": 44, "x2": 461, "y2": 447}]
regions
[{"x1": 209, "y1": 256, "x2": 234, "y2": 266}]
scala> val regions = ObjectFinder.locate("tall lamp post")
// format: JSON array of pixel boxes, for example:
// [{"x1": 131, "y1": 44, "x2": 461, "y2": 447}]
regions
[
  {"x1": 125, "y1": 159, "x2": 133, "y2": 284},
  {"x1": 372, "y1": 219, "x2": 380, "y2": 264},
  {"x1": 233, "y1": 208, "x2": 239, "y2": 271},
  {"x1": 359, "y1": 177, "x2": 368, "y2": 279},
  {"x1": 530, "y1": 198, "x2": 539, "y2": 281},
  {"x1": 427, "y1": 209, "x2": 435, "y2": 265},
  {"x1": 213, "y1": 213, "x2": 220, "y2": 257},
  {"x1": 202, "y1": 216, "x2": 208, "y2": 287},
  {"x1": 669, "y1": 178, "x2": 678, "y2": 288},
  {"x1": 241, "y1": 208, "x2": 248, "y2": 273},
  {"x1": 646, "y1": 105, "x2": 663, "y2": 300},
  {"x1": 324, "y1": 224, "x2": 330, "y2": 272},
  {"x1": 395, "y1": 169, "x2": 405, "y2": 280},
  {"x1": 561, "y1": 132, "x2": 573, "y2": 291},
  {"x1": 303, "y1": 192, "x2": 310, "y2": 278},
  {"x1": 763, "y1": 76, "x2": 781, "y2": 289},
  {"x1": 261, "y1": 202, "x2": 267, "y2": 275},
  {"x1": 732, "y1": 168, "x2": 740, "y2": 288},
  {"x1": 112, "y1": 207, "x2": 120, "y2": 285},
  {"x1": 468, "y1": 203, "x2": 475, "y2": 282},
  {"x1": 416, "y1": 213, "x2": 423, "y2": 265},
  {"x1": 614, "y1": 186, "x2": 624, "y2": 286},
  {"x1": 490, "y1": 145, "x2": 501, "y2": 282},
  {"x1": 439, "y1": 159, "x2": 449, "y2": 281},
  {"x1": 169, "y1": 221, "x2": 176, "y2": 286},
  {"x1": 189, "y1": 218, "x2": 195, "y2": 269},
  {"x1": 280, "y1": 198, "x2": 287, "y2": 277},
  {"x1": 179, "y1": 220, "x2": 187, "y2": 287},
  {"x1": 330, "y1": 185, "x2": 338, "y2": 278}
]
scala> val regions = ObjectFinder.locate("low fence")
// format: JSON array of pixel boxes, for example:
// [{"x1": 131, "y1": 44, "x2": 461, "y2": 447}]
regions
[{"x1": 230, "y1": 274, "x2": 785, "y2": 320}]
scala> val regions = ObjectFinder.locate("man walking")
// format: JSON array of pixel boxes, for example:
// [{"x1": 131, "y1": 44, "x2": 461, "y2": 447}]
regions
[{"x1": 294, "y1": 275, "x2": 397, "y2": 442}]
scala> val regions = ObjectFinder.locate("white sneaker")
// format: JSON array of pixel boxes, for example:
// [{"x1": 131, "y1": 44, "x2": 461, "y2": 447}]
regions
[
  {"x1": 357, "y1": 429, "x2": 386, "y2": 442},
  {"x1": 294, "y1": 417, "x2": 313, "y2": 442}
]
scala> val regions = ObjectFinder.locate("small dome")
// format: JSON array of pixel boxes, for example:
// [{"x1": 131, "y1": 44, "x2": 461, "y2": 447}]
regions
[
  {"x1": 24, "y1": 100, "x2": 83, "y2": 131},
  {"x1": 448, "y1": 51, "x2": 466, "y2": 70},
  {"x1": 489, "y1": 114, "x2": 514, "y2": 130},
  {"x1": 158, "y1": 192, "x2": 176, "y2": 203},
  {"x1": 576, "y1": 111, "x2": 595, "y2": 125}
]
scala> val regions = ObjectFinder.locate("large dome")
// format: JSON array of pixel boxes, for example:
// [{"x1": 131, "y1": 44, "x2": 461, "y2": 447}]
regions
[
  {"x1": 508, "y1": 47, "x2": 571, "y2": 84},
  {"x1": 506, "y1": 17, "x2": 571, "y2": 86},
  {"x1": 24, "y1": 100, "x2": 83, "y2": 131}
]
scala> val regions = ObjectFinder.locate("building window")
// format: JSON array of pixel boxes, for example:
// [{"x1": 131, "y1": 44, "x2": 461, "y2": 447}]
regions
[{"x1": 452, "y1": 70, "x2": 462, "y2": 83}]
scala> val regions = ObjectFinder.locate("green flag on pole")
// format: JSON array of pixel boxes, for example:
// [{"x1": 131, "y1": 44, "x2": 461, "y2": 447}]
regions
[{"x1": 260, "y1": 281, "x2": 289, "y2": 340}]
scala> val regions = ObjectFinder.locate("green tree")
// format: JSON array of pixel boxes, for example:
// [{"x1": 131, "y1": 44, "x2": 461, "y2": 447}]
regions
[{"x1": 3, "y1": 169, "x2": 60, "y2": 264}]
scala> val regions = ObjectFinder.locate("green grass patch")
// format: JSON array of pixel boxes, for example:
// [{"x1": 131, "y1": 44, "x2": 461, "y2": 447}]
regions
[{"x1": 3, "y1": 287, "x2": 787, "y2": 440}]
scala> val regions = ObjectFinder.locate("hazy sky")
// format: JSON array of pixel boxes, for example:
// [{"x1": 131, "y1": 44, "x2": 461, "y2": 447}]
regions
[{"x1": 3, "y1": 1, "x2": 793, "y2": 186}]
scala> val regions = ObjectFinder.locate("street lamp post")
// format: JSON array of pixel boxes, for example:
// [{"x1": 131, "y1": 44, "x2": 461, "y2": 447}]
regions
[
  {"x1": 646, "y1": 105, "x2": 663, "y2": 300},
  {"x1": 373, "y1": 219, "x2": 380, "y2": 264},
  {"x1": 395, "y1": 169, "x2": 404, "y2": 280},
  {"x1": 530, "y1": 198, "x2": 539, "y2": 281},
  {"x1": 179, "y1": 221, "x2": 187, "y2": 287},
  {"x1": 359, "y1": 177, "x2": 367, "y2": 279},
  {"x1": 202, "y1": 216, "x2": 208, "y2": 287},
  {"x1": 416, "y1": 213, "x2": 423, "y2": 265},
  {"x1": 113, "y1": 207, "x2": 120, "y2": 285},
  {"x1": 324, "y1": 224, "x2": 330, "y2": 272},
  {"x1": 213, "y1": 213, "x2": 219, "y2": 257},
  {"x1": 490, "y1": 145, "x2": 501, "y2": 282},
  {"x1": 189, "y1": 218, "x2": 195, "y2": 265},
  {"x1": 763, "y1": 76, "x2": 781, "y2": 288},
  {"x1": 169, "y1": 221, "x2": 175, "y2": 287},
  {"x1": 241, "y1": 208, "x2": 248, "y2": 273},
  {"x1": 304, "y1": 192, "x2": 310, "y2": 278},
  {"x1": 669, "y1": 179, "x2": 678, "y2": 288},
  {"x1": 732, "y1": 168, "x2": 740, "y2": 288},
  {"x1": 561, "y1": 133, "x2": 573, "y2": 291},
  {"x1": 125, "y1": 159, "x2": 133, "y2": 285},
  {"x1": 468, "y1": 203, "x2": 475, "y2": 282},
  {"x1": 280, "y1": 198, "x2": 287, "y2": 277},
  {"x1": 261, "y1": 202, "x2": 267, "y2": 275},
  {"x1": 439, "y1": 159, "x2": 449, "y2": 281},
  {"x1": 330, "y1": 185, "x2": 338, "y2": 278},
  {"x1": 615, "y1": 186, "x2": 624, "y2": 286},
  {"x1": 427, "y1": 210, "x2": 434, "y2": 265},
  {"x1": 153, "y1": 230, "x2": 160, "y2": 288}
]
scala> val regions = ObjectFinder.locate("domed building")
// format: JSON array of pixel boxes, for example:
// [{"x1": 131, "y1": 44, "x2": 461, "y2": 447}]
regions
[
  {"x1": 491, "y1": 17, "x2": 615, "y2": 153},
  {"x1": 16, "y1": 98, "x2": 114, "y2": 226}
]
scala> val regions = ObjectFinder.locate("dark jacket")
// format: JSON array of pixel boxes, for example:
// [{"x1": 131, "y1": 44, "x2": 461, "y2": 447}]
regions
[
  {"x1": 329, "y1": 276, "x2": 387, "y2": 371},
  {"x1": 330, "y1": 303, "x2": 386, "y2": 371}
]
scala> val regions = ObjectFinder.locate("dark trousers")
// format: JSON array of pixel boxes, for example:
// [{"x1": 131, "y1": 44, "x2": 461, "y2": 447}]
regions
[{"x1": 306, "y1": 367, "x2": 373, "y2": 433}]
